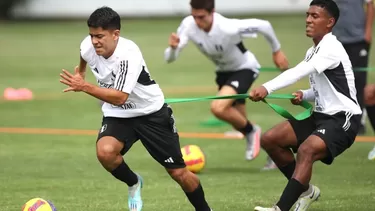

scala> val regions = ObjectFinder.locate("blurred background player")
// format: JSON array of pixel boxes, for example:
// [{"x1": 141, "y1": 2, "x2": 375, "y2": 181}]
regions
[
  {"x1": 60, "y1": 7, "x2": 212, "y2": 211},
  {"x1": 332, "y1": 0, "x2": 374, "y2": 135},
  {"x1": 164, "y1": 0, "x2": 289, "y2": 166},
  {"x1": 365, "y1": 84, "x2": 375, "y2": 159}
]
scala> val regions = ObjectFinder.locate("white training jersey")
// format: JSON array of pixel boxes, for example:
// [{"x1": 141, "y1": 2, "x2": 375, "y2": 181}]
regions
[
  {"x1": 303, "y1": 32, "x2": 362, "y2": 115},
  {"x1": 80, "y1": 36, "x2": 165, "y2": 118},
  {"x1": 164, "y1": 12, "x2": 281, "y2": 73}
]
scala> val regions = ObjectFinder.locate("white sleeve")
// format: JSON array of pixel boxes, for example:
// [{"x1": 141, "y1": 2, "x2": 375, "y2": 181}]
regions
[
  {"x1": 236, "y1": 18, "x2": 281, "y2": 53},
  {"x1": 80, "y1": 36, "x2": 94, "y2": 62},
  {"x1": 304, "y1": 43, "x2": 340, "y2": 74},
  {"x1": 114, "y1": 49, "x2": 144, "y2": 94},
  {"x1": 301, "y1": 88, "x2": 315, "y2": 101},
  {"x1": 164, "y1": 19, "x2": 190, "y2": 63},
  {"x1": 262, "y1": 61, "x2": 318, "y2": 94}
]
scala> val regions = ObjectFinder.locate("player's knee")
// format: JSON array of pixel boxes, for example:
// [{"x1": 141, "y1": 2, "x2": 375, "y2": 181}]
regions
[
  {"x1": 261, "y1": 130, "x2": 277, "y2": 149},
  {"x1": 210, "y1": 101, "x2": 226, "y2": 116},
  {"x1": 96, "y1": 142, "x2": 117, "y2": 163},
  {"x1": 166, "y1": 168, "x2": 188, "y2": 182},
  {"x1": 296, "y1": 144, "x2": 316, "y2": 161}
]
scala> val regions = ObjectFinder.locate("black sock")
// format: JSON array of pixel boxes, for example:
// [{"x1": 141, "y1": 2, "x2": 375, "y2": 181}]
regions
[
  {"x1": 240, "y1": 121, "x2": 254, "y2": 134},
  {"x1": 276, "y1": 178, "x2": 309, "y2": 211},
  {"x1": 184, "y1": 183, "x2": 211, "y2": 211},
  {"x1": 279, "y1": 160, "x2": 296, "y2": 180},
  {"x1": 110, "y1": 160, "x2": 138, "y2": 187}
]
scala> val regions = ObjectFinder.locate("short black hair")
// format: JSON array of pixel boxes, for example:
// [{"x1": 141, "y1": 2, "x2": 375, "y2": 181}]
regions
[
  {"x1": 190, "y1": 0, "x2": 215, "y2": 12},
  {"x1": 87, "y1": 6, "x2": 121, "y2": 30},
  {"x1": 310, "y1": 0, "x2": 340, "y2": 26}
]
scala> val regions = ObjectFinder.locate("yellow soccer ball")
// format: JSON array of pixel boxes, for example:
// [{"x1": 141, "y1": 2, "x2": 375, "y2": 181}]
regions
[
  {"x1": 22, "y1": 198, "x2": 57, "y2": 211},
  {"x1": 181, "y1": 145, "x2": 206, "y2": 173}
]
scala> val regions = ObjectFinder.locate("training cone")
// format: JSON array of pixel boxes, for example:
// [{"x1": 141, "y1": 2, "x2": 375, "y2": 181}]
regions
[
  {"x1": 3, "y1": 87, "x2": 33, "y2": 101},
  {"x1": 199, "y1": 116, "x2": 228, "y2": 127}
]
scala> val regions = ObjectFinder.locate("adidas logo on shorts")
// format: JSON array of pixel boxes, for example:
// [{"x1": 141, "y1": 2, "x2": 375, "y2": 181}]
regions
[{"x1": 164, "y1": 157, "x2": 174, "y2": 163}]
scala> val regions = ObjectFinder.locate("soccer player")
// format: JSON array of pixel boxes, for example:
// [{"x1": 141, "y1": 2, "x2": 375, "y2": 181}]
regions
[
  {"x1": 332, "y1": 0, "x2": 374, "y2": 135},
  {"x1": 249, "y1": 1, "x2": 362, "y2": 210},
  {"x1": 59, "y1": 7, "x2": 212, "y2": 211},
  {"x1": 364, "y1": 84, "x2": 375, "y2": 160},
  {"x1": 164, "y1": 0, "x2": 289, "y2": 163}
]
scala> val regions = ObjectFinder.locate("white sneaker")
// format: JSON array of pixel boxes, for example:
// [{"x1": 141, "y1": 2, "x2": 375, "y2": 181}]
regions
[
  {"x1": 254, "y1": 205, "x2": 281, "y2": 211},
  {"x1": 294, "y1": 185, "x2": 320, "y2": 211},
  {"x1": 262, "y1": 156, "x2": 277, "y2": 171},
  {"x1": 245, "y1": 125, "x2": 261, "y2": 160},
  {"x1": 224, "y1": 130, "x2": 244, "y2": 138},
  {"x1": 368, "y1": 146, "x2": 375, "y2": 160}
]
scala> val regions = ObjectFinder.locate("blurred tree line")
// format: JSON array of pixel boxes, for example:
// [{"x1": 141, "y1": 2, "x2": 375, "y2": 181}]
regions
[{"x1": 0, "y1": 0, "x2": 26, "y2": 19}]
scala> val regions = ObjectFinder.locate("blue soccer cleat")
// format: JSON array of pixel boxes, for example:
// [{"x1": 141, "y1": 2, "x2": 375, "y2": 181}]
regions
[{"x1": 128, "y1": 174, "x2": 143, "y2": 211}]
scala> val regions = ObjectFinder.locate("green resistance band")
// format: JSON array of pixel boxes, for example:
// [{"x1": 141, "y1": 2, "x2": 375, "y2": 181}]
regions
[
  {"x1": 165, "y1": 94, "x2": 313, "y2": 121},
  {"x1": 259, "y1": 67, "x2": 375, "y2": 72}
]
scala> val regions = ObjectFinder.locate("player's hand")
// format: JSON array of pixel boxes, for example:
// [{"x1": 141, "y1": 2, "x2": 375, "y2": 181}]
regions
[
  {"x1": 273, "y1": 50, "x2": 289, "y2": 71},
  {"x1": 59, "y1": 66, "x2": 86, "y2": 92},
  {"x1": 365, "y1": 84, "x2": 375, "y2": 106},
  {"x1": 291, "y1": 91, "x2": 304, "y2": 105},
  {"x1": 249, "y1": 86, "x2": 268, "y2": 102},
  {"x1": 169, "y1": 33, "x2": 180, "y2": 49}
]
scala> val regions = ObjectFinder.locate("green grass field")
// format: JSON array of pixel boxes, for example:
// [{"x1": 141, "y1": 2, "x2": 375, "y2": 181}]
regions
[{"x1": 0, "y1": 15, "x2": 375, "y2": 211}]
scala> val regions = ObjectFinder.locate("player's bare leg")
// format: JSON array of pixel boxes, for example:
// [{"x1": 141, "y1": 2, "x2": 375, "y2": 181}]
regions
[
  {"x1": 273, "y1": 136, "x2": 324, "y2": 211},
  {"x1": 211, "y1": 85, "x2": 261, "y2": 160},
  {"x1": 261, "y1": 121, "x2": 297, "y2": 172},
  {"x1": 290, "y1": 136, "x2": 323, "y2": 211},
  {"x1": 211, "y1": 85, "x2": 248, "y2": 129},
  {"x1": 257, "y1": 122, "x2": 320, "y2": 211},
  {"x1": 233, "y1": 103, "x2": 276, "y2": 168},
  {"x1": 96, "y1": 137, "x2": 142, "y2": 211},
  {"x1": 233, "y1": 103, "x2": 247, "y2": 118},
  {"x1": 166, "y1": 168, "x2": 211, "y2": 211},
  {"x1": 224, "y1": 103, "x2": 247, "y2": 138}
]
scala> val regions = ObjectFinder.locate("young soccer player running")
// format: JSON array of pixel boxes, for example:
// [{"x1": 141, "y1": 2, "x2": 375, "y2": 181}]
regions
[
  {"x1": 59, "y1": 6, "x2": 212, "y2": 211},
  {"x1": 164, "y1": 0, "x2": 288, "y2": 166},
  {"x1": 249, "y1": 1, "x2": 362, "y2": 210}
]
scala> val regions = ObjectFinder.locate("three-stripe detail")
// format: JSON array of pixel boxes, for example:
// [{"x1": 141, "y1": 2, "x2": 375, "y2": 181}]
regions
[
  {"x1": 115, "y1": 60, "x2": 128, "y2": 91},
  {"x1": 342, "y1": 111, "x2": 353, "y2": 131}
]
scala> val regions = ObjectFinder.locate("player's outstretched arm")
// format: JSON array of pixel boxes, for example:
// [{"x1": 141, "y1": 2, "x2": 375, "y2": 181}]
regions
[
  {"x1": 82, "y1": 84, "x2": 129, "y2": 106},
  {"x1": 59, "y1": 66, "x2": 129, "y2": 106},
  {"x1": 164, "y1": 33, "x2": 182, "y2": 63},
  {"x1": 249, "y1": 62, "x2": 317, "y2": 102},
  {"x1": 237, "y1": 18, "x2": 288, "y2": 70},
  {"x1": 262, "y1": 61, "x2": 317, "y2": 95},
  {"x1": 164, "y1": 33, "x2": 189, "y2": 63},
  {"x1": 78, "y1": 55, "x2": 87, "y2": 79},
  {"x1": 164, "y1": 20, "x2": 189, "y2": 63}
]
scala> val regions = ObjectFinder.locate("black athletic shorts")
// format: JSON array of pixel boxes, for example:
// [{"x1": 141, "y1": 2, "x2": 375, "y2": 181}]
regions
[
  {"x1": 343, "y1": 41, "x2": 370, "y2": 69},
  {"x1": 97, "y1": 104, "x2": 186, "y2": 169},
  {"x1": 215, "y1": 69, "x2": 258, "y2": 105},
  {"x1": 289, "y1": 111, "x2": 361, "y2": 165}
]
